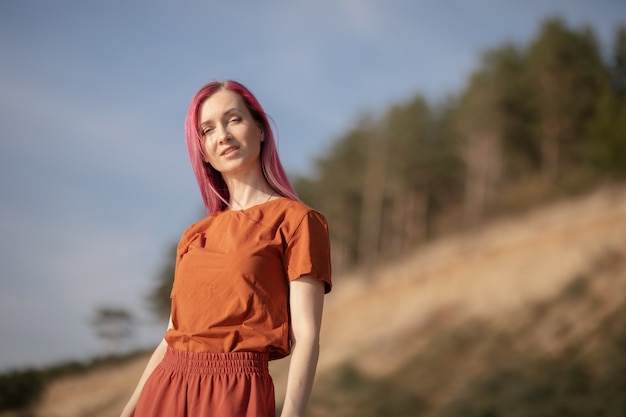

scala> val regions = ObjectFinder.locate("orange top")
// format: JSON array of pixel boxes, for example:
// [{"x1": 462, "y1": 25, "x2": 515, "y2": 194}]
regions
[{"x1": 165, "y1": 197, "x2": 332, "y2": 360}]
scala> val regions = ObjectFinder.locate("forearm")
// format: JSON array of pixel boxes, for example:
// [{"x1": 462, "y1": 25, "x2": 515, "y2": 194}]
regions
[
  {"x1": 120, "y1": 338, "x2": 169, "y2": 417},
  {"x1": 283, "y1": 275, "x2": 325, "y2": 417},
  {"x1": 281, "y1": 336, "x2": 320, "y2": 417}
]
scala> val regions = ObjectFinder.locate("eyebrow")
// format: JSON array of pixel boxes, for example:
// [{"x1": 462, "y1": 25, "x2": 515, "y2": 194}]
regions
[{"x1": 200, "y1": 107, "x2": 241, "y2": 127}]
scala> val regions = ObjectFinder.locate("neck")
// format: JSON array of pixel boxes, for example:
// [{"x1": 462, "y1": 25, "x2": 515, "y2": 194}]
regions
[{"x1": 222, "y1": 168, "x2": 276, "y2": 211}]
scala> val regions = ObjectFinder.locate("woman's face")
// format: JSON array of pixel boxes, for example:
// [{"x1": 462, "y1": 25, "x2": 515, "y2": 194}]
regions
[{"x1": 199, "y1": 89, "x2": 264, "y2": 177}]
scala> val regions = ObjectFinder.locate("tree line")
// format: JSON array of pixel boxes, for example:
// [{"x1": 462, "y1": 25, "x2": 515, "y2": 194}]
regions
[{"x1": 293, "y1": 17, "x2": 626, "y2": 273}]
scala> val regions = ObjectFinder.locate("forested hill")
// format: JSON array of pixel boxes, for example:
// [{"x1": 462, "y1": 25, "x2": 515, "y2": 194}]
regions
[{"x1": 304, "y1": 183, "x2": 626, "y2": 417}]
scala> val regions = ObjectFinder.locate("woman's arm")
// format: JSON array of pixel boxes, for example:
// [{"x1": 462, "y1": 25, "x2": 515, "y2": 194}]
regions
[
  {"x1": 281, "y1": 275, "x2": 325, "y2": 417},
  {"x1": 119, "y1": 316, "x2": 172, "y2": 417}
]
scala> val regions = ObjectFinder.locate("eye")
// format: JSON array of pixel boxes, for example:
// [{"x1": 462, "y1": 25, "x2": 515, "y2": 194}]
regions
[
  {"x1": 228, "y1": 116, "x2": 242, "y2": 124},
  {"x1": 201, "y1": 126, "x2": 213, "y2": 136}
]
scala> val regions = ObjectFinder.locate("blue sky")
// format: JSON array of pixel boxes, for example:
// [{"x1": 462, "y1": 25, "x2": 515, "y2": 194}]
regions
[{"x1": 0, "y1": 0, "x2": 624, "y2": 371}]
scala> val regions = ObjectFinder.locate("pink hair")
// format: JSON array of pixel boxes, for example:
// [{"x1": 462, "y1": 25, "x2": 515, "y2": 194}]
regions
[{"x1": 185, "y1": 80, "x2": 299, "y2": 214}]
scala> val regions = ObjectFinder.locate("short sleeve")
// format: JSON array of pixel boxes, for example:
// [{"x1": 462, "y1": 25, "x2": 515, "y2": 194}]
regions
[{"x1": 284, "y1": 210, "x2": 332, "y2": 293}]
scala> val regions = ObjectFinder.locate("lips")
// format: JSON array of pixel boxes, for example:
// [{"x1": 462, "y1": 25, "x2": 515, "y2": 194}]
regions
[{"x1": 220, "y1": 146, "x2": 240, "y2": 156}]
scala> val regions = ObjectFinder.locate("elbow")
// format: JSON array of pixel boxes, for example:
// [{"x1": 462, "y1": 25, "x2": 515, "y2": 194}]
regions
[{"x1": 291, "y1": 332, "x2": 320, "y2": 353}]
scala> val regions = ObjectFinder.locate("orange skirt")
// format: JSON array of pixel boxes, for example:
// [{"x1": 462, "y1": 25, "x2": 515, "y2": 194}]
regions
[{"x1": 133, "y1": 346, "x2": 275, "y2": 417}]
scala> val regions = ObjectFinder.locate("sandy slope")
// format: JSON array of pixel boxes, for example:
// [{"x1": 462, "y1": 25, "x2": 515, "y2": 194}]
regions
[
  {"x1": 29, "y1": 357, "x2": 147, "y2": 417},
  {"x1": 27, "y1": 184, "x2": 626, "y2": 417},
  {"x1": 317, "y1": 185, "x2": 626, "y2": 376}
]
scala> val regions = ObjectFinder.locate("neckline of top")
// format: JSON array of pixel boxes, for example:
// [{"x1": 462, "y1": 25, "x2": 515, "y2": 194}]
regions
[{"x1": 222, "y1": 196, "x2": 288, "y2": 214}]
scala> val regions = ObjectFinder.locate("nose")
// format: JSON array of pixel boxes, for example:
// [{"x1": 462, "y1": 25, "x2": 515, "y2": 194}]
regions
[{"x1": 216, "y1": 123, "x2": 231, "y2": 144}]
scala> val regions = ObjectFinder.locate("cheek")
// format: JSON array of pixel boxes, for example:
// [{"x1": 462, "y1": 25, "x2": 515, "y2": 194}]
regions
[{"x1": 201, "y1": 138, "x2": 213, "y2": 162}]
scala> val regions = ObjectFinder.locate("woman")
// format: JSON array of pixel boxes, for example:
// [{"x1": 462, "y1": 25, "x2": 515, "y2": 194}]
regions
[{"x1": 121, "y1": 80, "x2": 332, "y2": 417}]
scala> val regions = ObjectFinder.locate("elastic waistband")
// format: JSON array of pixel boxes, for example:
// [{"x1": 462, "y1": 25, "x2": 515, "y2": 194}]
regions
[{"x1": 162, "y1": 346, "x2": 270, "y2": 375}]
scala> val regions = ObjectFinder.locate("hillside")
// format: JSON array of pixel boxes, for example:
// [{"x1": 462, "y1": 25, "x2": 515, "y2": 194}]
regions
[{"x1": 16, "y1": 184, "x2": 626, "y2": 417}]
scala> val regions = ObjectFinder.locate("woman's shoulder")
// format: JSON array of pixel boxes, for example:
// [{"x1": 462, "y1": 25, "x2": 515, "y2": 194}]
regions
[
  {"x1": 265, "y1": 197, "x2": 325, "y2": 220},
  {"x1": 264, "y1": 198, "x2": 329, "y2": 241},
  {"x1": 175, "y1": 215, "x2": 210, "y2": 248},
  {"x1": 272, "y1": 196, "x2": 311, "y2": 211}
]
